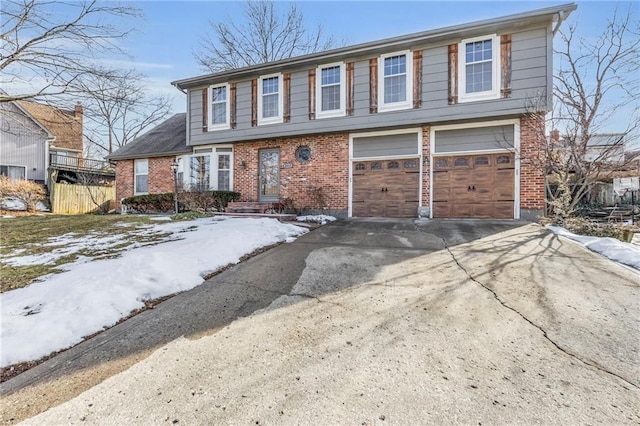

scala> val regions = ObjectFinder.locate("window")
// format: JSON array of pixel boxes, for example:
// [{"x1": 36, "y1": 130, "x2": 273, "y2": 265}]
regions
[
  {"x1": 208, "y1": 83, "x2": 230, "y2": 130},
  {"x1": 134, "y1": 159, "x2": 148, "y2": 194},
  {"x1": 316, "y1": 63, "x2": 346, "y2": 118},
  {"x1": 176, "y1": 157, "x2": 184, "y2": 188},
  {"x1": 190, "y1": 155, "x2": 210, "y2": 191},
  {"x1": 0, "y1": 165, "x2": 26, "y2": 180},
  {"x1": 258, "y1": 74, "x2": 283, "y2": 125},
  {"x1": 187, "y1": 147, "x2": 233, "y2": 191},
  {"x1": 378, "y1": 51, "x2": 413, "y2": 111},
  {"x1": 458, "y1": 35, "x2": 500, "y2": 102},
  {"x1": 216, "y1": 148, "x2": 232, "y2": 191}
]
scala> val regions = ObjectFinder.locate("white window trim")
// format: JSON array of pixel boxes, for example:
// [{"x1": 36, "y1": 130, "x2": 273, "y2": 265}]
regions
[
  {"x1": 0, "y1": 164, "x2": 27, "y2": 180},
  {"x1": 208, "y1": 83, "x2": 231, "y2": 131},
  {"x1": 458, "y1": 34, "x2": 501, "y2": 103},
  {"x1": 214, "y1": 147, "x2": 234, "y2": 191},
  {"x1": 186, "y1": 145, "x2": 234, "y2": 191},
  {"x1": 378, "y1": 50, "x2": 413, "y2": 112},
  {"x1": 133, "y1": 159, "x2": 148, "y2": 195},
  {"x1": 316, "y1": 62, "x2": 346, "y2": 119},
  {"x1": 257, "y1": 73, "x2": 283, "y2": 125}
]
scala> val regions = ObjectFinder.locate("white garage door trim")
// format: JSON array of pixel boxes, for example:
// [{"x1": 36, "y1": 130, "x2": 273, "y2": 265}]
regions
[
  {"x1": 429, "y1": 119, "x2": 521, "y2": 219},
  {"x1": 348, "y1": 128, "x2": 423, "y2": 217}
]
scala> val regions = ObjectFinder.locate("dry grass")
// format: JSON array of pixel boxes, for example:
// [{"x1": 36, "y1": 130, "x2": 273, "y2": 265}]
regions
[{"x1": 0, "y1": 213, "x2": 171, "y2": 292}]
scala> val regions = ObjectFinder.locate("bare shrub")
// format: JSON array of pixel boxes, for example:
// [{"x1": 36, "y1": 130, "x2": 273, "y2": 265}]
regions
[{"x1": 0, "y1": 176, "x2": 46, "y2": 212}]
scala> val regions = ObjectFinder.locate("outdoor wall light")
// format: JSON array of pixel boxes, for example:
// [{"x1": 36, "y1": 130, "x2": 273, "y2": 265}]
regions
[{"x1": 240, "y1": 160, "x2": 247, "y2": 169}]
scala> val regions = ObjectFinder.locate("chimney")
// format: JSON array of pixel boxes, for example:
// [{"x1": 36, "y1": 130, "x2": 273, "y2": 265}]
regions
[
  {"x1": 550, "y1": 129, "x2": 560, "y2": 144},
  {"x1": 74, "y1": 102, "x2": 83, "y2": 121}
]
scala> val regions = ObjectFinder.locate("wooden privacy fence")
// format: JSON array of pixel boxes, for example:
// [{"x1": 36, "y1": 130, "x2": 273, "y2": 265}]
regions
[{"x1": 50, "y1": 182, "x2": 115, "y2": 214}]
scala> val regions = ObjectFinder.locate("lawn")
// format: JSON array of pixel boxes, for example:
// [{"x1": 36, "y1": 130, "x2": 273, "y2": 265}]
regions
[{"x1": 0, "y1": 214, "x2": 170, "y2": 293}]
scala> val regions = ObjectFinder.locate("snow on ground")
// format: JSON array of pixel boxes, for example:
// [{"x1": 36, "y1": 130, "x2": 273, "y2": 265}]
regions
[
  {"x1": 2, "y1": 226, "x2": 165, "y2": 267},
  {"x1": 296, "y1": 215, "x2": 337, "y2": 225},
  {"x1": 0, "y1": 217, "x2": 307, "y2": 367},
  {"x1": 0, "y1": 198, "x2": 49, "y2": 212},
  {"x1": 547, "y1": 226, "x2": 640, "y2": 271}
]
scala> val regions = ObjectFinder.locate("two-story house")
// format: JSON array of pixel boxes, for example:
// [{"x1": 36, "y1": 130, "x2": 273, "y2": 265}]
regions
[
  {"x1": 0, "y1": 100, "x2": 84, "y2": 184},
  {"x1": 115, "y1": 3, "x2": 575, "y2": 219}
]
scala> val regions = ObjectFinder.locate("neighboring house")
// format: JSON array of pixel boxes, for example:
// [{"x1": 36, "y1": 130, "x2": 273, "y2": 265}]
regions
[
  {"x1": 109, "y1": 113, "x2": 191, "y2": 205},
  {"x1": 584, "y1": 134, "x2": 626, "y2": 164},
  {"x1": 0, "y1": 100, "x2": 84, "y2": 183},
  {"x1": 124, "y1": 4, "x2": 572, "y2": 219}
]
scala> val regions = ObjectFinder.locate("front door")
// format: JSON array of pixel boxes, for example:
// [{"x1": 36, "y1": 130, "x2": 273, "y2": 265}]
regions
[{"x1": 259, "y1": 148, "x2": 280, "y2": 202}]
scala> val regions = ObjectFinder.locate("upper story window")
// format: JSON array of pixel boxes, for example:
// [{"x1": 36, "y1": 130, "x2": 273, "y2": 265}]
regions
[
  {"x1": 208, "y1": 83, "x2": 230, "y2": 130},
  {"x1": 134, "y1": 159, "x2": 148, "y2": 195},
  {"x1": 258, "y1": 74, "x2": 283, "y2": 125},
  {"x1": 458, "y1": 35, "x2": 500, "y2": 102},
  {"x1": 378, "y1": 51, "x2": 413, "y2": 112},
  {"x1": 316, "y1": 63, "x2": 346, "y2": 118}
]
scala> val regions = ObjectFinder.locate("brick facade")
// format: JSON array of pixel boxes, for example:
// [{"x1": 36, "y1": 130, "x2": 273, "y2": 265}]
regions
[
  {"x1": 233, "y1": 133, "x2": 349, "y2": 212},
  {"x1": 518, "y1": 113, "x2": 546, "y2": 215},
  {"x1": 115, "y1": 156, "x2": 176, "y2": 209},
  {"x1": 115, "y1": 117, "x2": 545, "y2": 218}
]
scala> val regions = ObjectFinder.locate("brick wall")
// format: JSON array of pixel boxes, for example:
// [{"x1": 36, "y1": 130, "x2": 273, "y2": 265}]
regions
[
  {"x1": 519, "y1": 113, "x2": 546, "y2": 214},
  {"x1": 115, "y1": 156, "x2": 176, "y2": 210},
  {"x1": 233, "y1": 133, "x2": 349, "y2": 211}
]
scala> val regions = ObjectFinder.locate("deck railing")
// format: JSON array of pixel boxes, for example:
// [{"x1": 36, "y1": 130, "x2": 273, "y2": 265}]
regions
[{"x1": 49, "y1": 153, "x2": 115, "y2": 176}]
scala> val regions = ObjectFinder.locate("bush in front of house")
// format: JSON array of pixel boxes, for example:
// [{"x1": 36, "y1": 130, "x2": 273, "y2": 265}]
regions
[
  {"x1": 0, "y1": 176, "x2": 47, "y2": 212},
  {"x1": 122, "y1": 190, "x2": 240, "y2": 213},
  {"x1": 178, "y1": 189, "x2": 240, "y2": 212},
  {"x1": 121, "y1": 193, "x2": 175, "y2": 213}
]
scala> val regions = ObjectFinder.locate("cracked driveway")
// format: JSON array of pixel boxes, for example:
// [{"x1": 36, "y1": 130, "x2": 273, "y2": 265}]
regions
[{"x1": 3, "y1": 219, "x2": 639, "y2": 425}]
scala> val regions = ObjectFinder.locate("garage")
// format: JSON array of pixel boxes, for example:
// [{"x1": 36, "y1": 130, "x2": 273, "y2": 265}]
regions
[
  {"x1": 350, "y1": 130, "x2": 421, "y2": 218},
  {"x1": 431, "y1": 122, "x2": 518, "y2": 219},
  {"x1": 432, "y1": 153, "x2": 515, "y2": 218},
  {"x1": 352, "y1": 158, "x2": 420, "y2": 217}
]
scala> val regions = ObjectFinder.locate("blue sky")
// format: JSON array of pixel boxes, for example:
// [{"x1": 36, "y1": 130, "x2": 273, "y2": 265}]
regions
[{"x1": 121, "y1": 1, "x2": 638, "y2": 135}]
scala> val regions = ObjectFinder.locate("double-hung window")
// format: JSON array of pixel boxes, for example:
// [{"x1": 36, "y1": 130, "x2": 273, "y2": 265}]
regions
[
  {"x1": 316, "y1": 63, "x2": 346, "y2": 118},
  {"x1": 216, "y1": 148, "x2": 232, "y2": 191},
  {"x1": 378, "y1": 51, "x2": 413, "y2": 112},
  {"x1": 458, "y1": 35, "x2": 500, "y2": 102},
  {"x1": 258, "y1": 74, "x2": 283, "y2": 125},
  {"x1": 209, "y1": 83, "x2": 230, "y2": 130},
  {"x1": 134, "y1": 159, "x2": 148, "y2": 194}
]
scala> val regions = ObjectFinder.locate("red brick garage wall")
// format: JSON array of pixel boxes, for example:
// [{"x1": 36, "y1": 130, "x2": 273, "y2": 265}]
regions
[
  {"x1": 519, "y1": 113, "x2": 545, "y2": 217},
  {"x1": 233, "y1": 133, "x2": 349, "y2": 212},
  {"x1": 115, "y1": 156, "x2": 176, "y2": 210}
]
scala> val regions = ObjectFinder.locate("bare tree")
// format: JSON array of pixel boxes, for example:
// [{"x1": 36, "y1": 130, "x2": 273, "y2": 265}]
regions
[
  {"x1": 76, "y1": 69, "x2": 173, "y2": 156},
  {"x1": 194, "y1": 0, "x2": 334, "y2": 73},
  {"x1": 528, "y1": 7, "x2": 639, "y2": 219},
  {"x1": 1, "y1": 0, "x2": 140, "y2": 103}
]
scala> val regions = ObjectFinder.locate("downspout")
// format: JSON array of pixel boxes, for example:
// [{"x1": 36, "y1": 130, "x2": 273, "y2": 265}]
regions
[
  {"x1": 552, "y1": 10, "x2": 567, "y2": 36},
  {"x1": 172, "y1": 83, "x2": 190, "y2": 147}
]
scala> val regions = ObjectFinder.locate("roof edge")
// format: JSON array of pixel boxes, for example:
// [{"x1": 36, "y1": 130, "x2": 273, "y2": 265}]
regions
[
  {"x1": 173, "y1": 3, "x2": 577, "y2": 89},
  {"x1": 107, "y1": 149, "x2": 192, "y2": 162}
]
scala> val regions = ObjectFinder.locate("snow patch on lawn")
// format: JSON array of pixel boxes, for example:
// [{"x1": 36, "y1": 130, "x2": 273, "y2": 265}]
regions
[
  {"x1": 296, "y1": 215, "x2": 337, "y2": 225},
  {"x1": 0, "y1": 198, "x2": 49, "y2": 212},
  {"x1": 2, "y1": 226, "x2": 163, "y2": 267},
  {"x1": 0, "y1": 217, "x2": 307, "y2": 367},
  {"x1": 547, "y1": 226, "x2": 640, "y2": 271}
]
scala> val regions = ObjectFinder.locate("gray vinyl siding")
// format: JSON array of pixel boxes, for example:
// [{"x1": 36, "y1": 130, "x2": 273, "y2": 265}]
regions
[
  {"x1": 353, "y1": 132, "x2": 420, "y2": 158},
  {"x1": 0, "y1": 103, "x2": 48, "y2": 182},
  {"x1": 434, "y1": 125, "x2": 515, "y2": 153},
  {"x1": 187, "y1": 25, "x2": 549, "y2": 146}
]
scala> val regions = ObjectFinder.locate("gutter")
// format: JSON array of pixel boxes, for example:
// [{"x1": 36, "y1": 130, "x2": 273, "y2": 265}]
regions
[{"x1": 172, "y1": 3, "x2": 577, "y2": 89}]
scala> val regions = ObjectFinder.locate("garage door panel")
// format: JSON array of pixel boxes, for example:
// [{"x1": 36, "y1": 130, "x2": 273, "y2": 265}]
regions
[
  {"x1": 352, "y1": 158, "x2": 420, "y2": 218},
  {"x1": 432, "y1": 153, "x2": 515, "y2": 219}
]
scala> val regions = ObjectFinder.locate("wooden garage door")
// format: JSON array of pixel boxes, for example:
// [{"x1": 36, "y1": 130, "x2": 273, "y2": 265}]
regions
[
  {"x1": 432, "y1": 153, "x2": 515, "y2": 218},
  {"x1": 352, "y1": 158, "x2": 420, "y2": 217}
]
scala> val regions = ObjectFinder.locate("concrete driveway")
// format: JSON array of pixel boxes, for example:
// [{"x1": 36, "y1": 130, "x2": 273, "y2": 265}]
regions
[{"x1": 2, "y1": 219, "x2": 639, "y2": 425}]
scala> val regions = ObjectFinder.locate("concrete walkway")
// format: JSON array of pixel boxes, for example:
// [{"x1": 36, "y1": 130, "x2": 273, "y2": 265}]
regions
[{"x1": 3, "y1": 220, "x2": 639, "y2": 425}]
